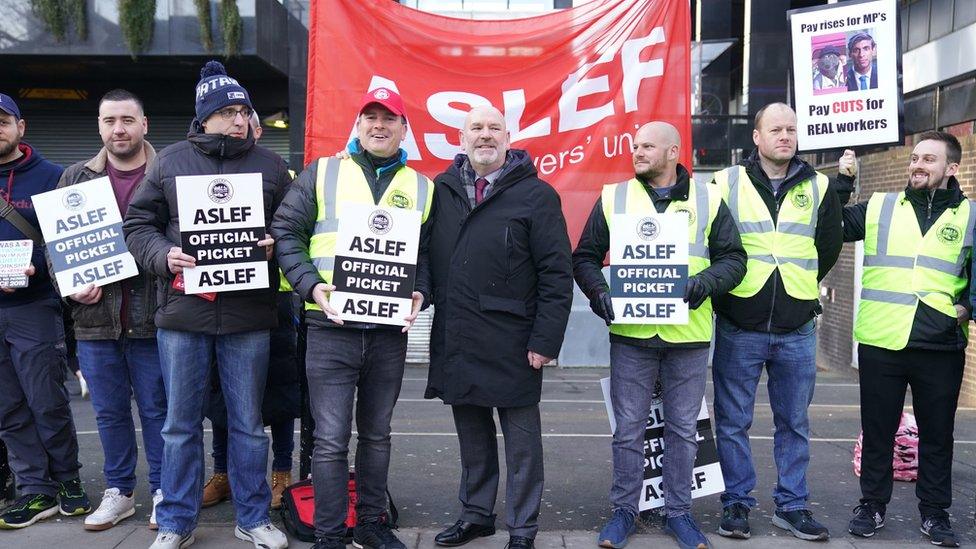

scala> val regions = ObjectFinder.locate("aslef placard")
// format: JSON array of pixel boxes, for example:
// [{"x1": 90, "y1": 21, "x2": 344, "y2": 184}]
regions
[
  {"x1": 330, "y1": 203, "x2": 420, "y2": 326},
  {"x1": 176, "y1": 173, "x2": 268, "y2": 294},
  {"x1": 601, "y1": 377, "x2": 725, "y2": 511},
  {"x1": 789, "y1": 0, "x2": 900, "y2": 150},
  {"x1": 609, "y1": 212, "x2": 689, "y2": 324},
  {"x1": 33, "y1": 177, "x2": 139, "y2": 296}
]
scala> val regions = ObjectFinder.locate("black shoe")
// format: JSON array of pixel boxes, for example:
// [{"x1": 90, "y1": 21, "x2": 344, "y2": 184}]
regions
[
  {"x1": 353, "y1": 518, "x2": 406, "y2": 549},
  {"x1": 921, "y1": 516, "x2": 959, "y2": 547},
  {"x1": 57, "y1": 477, "x2": 92, "y2": 516},
  {"x1": 773, "y1": 509, "x2": 829, "y2": 541},
  {"x1": 313, "y1": 537, "x2": 348, "y2": 549},
  {"x1": 848, "y1": 502, "x2": 885, "y2": 537},
  {"x1": 0, "y1": 493, "x2": 59, "y2": 529},
  {"x1": 505, "y1": 536, "x2": 534, "y2": 549},
  {"x1": 435, "y1": 520, "x2": 496, "y2": 546},
  {"x1": 717, "y1": 502, "x2": 751, "y2": 539}
]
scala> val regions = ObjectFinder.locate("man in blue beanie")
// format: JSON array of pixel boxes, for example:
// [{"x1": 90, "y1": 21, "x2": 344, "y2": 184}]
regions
[
  {"x1": 124, "y1": 61, "x2": 292, "y2": 549},
  {"x1": 0, "y1": 92, "x2": 92, "y2": 529}
]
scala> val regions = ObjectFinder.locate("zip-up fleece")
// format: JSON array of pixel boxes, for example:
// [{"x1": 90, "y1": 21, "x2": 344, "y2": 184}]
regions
[{"x1": 123, "y1": 124, "x2": 291, "y2": 335}]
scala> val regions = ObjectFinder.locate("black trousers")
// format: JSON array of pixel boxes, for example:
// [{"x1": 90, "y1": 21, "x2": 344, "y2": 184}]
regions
[
  {"x1": 451, "y1": 404, "x2": 544, "y2": 539},
  {"x1": 857, "y1": 344, "x2": 964, "y2": 519}
]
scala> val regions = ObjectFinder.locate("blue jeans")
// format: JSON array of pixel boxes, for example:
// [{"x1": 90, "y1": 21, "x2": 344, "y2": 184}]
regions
[
  {"x1": 712, "y1": 316, "x2": 817, "y2": 512},
  {"x1": 155, "y1": 328, "x2": 271, "y2": 536},
  {"x1": 609, "y1": 343, "x2": 709, "y2": 517},
  {"x1": 213, "y1": 418, "x2": 294, "y2": 473},
  {"x1": 305, "y1": 326, "x2": 406, "y2": 540},
  {"x1": 77, "y1": 338, "x2": 166, "y2": 494}
]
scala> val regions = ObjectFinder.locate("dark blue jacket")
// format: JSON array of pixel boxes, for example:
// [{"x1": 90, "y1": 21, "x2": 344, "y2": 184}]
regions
[{"x1": 0, "y1": 143, "x2": 61, "y2": 306}]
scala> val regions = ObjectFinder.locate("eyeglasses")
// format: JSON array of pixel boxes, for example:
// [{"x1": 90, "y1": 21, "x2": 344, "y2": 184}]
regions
[{"x1": 214, "y1": 106, "x2": 252, "y2": 121}]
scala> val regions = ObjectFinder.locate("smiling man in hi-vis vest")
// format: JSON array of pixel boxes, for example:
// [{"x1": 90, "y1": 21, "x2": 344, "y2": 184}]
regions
[
  {"x1": 709, "y1": 103, "x2": 844, "y2": 542},
  {"x1": 573, "y1": 122, "x2": 746, "y2": 549},
  {"x1": 838, "y1": 132, "x2": 971, "y2": 548},
  {"x1": 271, "y1": 87, "x2": 432, "y2": 549}
]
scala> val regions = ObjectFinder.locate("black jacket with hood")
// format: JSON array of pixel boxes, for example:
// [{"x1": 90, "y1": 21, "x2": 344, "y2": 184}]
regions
[{"x1": 123, "y1": 124, "x2": 291, "y2": 335}]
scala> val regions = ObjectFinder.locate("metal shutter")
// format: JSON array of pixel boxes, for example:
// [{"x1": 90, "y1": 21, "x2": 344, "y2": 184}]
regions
[
  {"x1": 406, "y1": 307, "x2": 432, "y2": 364},
  {"x1": 23, "y1": 114, "x2": 289, "y2": 168}
]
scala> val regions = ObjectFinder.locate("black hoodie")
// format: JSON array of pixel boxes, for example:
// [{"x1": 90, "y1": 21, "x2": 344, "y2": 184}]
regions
[
  {"x1": 710, "y1": 149, "x2": 844, "y2": 333},
  {"x1": 0, "y1": 143, "x2": 61, "y2": 306}
]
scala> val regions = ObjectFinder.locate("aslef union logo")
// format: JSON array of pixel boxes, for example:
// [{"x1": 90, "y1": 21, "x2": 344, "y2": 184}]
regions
[
  {"x1": 208, "y1": 178, "x2": 234, "y2": 204},
  {"x1": 636, "y1": 217, "x2": 660, "y2": 241},
  {"x1": 62, "y1": 189, "x2": 86, "y2": 211},
  {"x1": 368, "y1": 210, "x2": 392, "y2": 235}
]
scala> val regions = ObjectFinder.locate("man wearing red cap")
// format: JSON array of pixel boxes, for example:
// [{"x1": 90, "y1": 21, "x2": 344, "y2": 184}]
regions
[{"x1": 271, "y1": 87, "x2": 432, "y2": 549}]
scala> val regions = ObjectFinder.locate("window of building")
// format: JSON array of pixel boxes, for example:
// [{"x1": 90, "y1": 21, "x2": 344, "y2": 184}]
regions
[
  {"x1": 955, "y1": 0, "x2": 976, "y2": 30},
  {"x1": 907, "y1": 0, "x2": 931, "y2": 50},
  {"x1": 929, "y1": 0, "x2": 953, "y2": 40}
]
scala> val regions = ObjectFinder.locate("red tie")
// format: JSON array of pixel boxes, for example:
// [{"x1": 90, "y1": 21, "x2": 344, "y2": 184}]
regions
[{"x1": 475, "y1": 177, "x2": 488, "y2": 204}]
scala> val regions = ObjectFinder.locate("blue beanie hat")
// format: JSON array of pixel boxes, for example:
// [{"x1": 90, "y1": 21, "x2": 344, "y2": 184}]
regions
[{"x1": 194, "y1": 60, "x2": 253, "y2": 123}]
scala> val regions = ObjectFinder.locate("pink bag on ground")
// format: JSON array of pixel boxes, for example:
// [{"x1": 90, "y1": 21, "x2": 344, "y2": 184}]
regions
[{"x1": 853, "y1": 412, "x2": 918, "y2": 482}]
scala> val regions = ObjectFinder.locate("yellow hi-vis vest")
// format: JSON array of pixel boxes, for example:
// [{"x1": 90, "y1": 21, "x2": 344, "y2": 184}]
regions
[
  {"x1": 306, "y1": 157, "x2": 433, "y2": 312},
  {"x1": 712, "y1": 166, "x2": 828, "y2": 300},
  {"x1": 854, "y1": 192, "x2": 976, "y2": 351},
  {"x1": 602, "y1": 178, "x2": 721, "y2": 343}
]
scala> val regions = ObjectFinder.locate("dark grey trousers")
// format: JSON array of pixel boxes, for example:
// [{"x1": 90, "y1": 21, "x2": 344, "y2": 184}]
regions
[
  {"x1": 451, "y1": 403, "x2": 543, "y2": 539},
  {"x1": 0, "y1": 297, "x2": 80, "y2": 497}
]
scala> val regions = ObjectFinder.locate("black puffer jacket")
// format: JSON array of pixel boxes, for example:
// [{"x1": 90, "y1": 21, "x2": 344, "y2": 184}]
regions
[
  {"x1": 843, "y1": 177, "x2": 971, "y2": 351},
  {"x1": 573, "y1": 164, "x2": 747, "y2": 348},
  {"x1": 416, "y1": 150, "x2": 573, "y2": 408},
  {"x1": 710, "y1": 149, "x2": 844, "y2": 333},
  {"x1": 123, "y1": 125, "x2": 291, "y2": 334}
]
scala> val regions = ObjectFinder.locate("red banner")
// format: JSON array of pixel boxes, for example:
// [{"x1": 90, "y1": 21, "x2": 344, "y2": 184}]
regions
[{"x1": 306, "y1": 0, "x2": 690, "y2": 243}]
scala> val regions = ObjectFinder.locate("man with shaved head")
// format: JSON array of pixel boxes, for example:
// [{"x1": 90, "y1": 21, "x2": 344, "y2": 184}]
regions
[
  {"x1": 709, "y1": 103, "x2": 843, "y2": 542},
  {"x1": 417, "y1": 105, "x2": 573, "y2": 549},
  {"x1": 573, "y1": 122, "x2": 745, "y2": 549}
]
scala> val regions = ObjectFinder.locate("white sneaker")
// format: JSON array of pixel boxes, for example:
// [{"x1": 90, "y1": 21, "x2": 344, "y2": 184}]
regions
[
  {"x1": 83, "y1": 488, "x2": 134, "y2": 531},
  {"x1": 149, "y1": 489, "x2": 163, "y2": 530},
  {"x1": 234, "y1": 523, "x2": 288, "y2": 549},
  {"x1": 149, "y1": 531, "x2": 195, "y2": 549},
  {"x1": 76, "y1": 371, "x2": 89, "y2": 399}
]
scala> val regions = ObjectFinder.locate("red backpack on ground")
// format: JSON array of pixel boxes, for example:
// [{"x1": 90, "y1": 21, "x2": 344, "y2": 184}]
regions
[{"x1": 280, "y1": 470, "x2": 398, "y2": 542}]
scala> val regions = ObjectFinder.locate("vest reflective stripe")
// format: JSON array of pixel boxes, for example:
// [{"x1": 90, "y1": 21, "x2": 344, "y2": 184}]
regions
[
  {"x1": 854, "y1": 192, "x2": 975, "y2": 350},
  {"x1": 602, "y1": 178, "x2": 720, "y2": 343},
  {"x1": 713, "y1": 165, "x2": 826, "y2": 300},
  {"x1": 306, "y1": 157, "x2": 432, "y2": 312}
]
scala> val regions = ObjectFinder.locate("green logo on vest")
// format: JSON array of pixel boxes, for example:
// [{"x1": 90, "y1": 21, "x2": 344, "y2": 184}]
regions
[
  {"x1": 387, "y1": 191, "x2": 413, "y2": 209},
  {"x1": 672, "y1": 207, "x2": 696, "y2": 225},
  {"x1": 790, "y1": 191, "x2": 811, "y2": 210},
  {"x1": 937, "y1": 223, "x2": 962, "y2": 245}
]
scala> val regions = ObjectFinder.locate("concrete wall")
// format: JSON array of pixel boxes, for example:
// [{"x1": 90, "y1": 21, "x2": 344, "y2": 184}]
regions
[{"x1": 817, "y1": 129, "x2": 976, "y2": 405}]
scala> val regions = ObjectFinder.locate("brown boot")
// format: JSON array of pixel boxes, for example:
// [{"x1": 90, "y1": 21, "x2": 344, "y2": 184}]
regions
[
  {"x1": 201, "y1": 472, "x2": 231, "y2": 508},
  {"x1": 270, "y1": 471, "x2": 291, "y2": 509}
]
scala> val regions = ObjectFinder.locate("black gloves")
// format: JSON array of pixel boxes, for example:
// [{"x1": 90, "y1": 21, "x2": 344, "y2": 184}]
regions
[
  {"x1": 683, "y1": 275, "x2": 711, "y2": 310},
  {"x1": 589, "y1": 290, "x2": 615, "y2": 326}
]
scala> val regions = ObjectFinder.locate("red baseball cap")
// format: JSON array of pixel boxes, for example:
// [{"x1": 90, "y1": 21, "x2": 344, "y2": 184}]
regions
[{"x1": 359, "y1": 87, "x2": 406, "y2": 118}]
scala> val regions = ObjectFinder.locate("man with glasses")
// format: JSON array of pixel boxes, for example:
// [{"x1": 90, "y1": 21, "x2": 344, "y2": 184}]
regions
[{"x1": 124, "y1": 61, "x2": 292, "y2": 549}]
